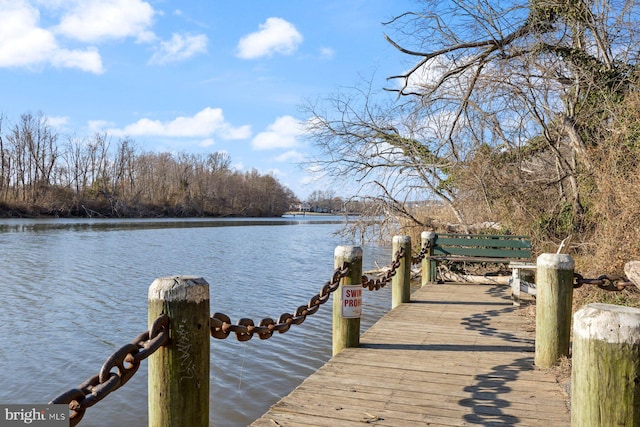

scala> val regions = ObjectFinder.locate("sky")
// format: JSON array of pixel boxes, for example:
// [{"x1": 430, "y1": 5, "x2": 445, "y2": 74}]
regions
[{"x1": 0, "y1": 0, "x2": 417, "y2": 200}]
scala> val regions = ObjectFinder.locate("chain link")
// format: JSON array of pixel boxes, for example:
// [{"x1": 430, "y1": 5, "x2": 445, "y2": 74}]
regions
[
  {"x1": 411, "y1": 241, "x2": 430, "y2": 264},
  {"x1": 50, "y1": 314, "x2": 170, "y2": 427},
  {"x1": 362, "y1": 247, "x2": 406, "y2": 290},
  {"x1": 574, "y1": 273, "x2": 636, "y2": 291},
  {"x1": 210, "y1": 262, "x2": 351, "y2": 341},
  {"x1": 411, "y1": 242, "x2": 429, "y2": 264}
]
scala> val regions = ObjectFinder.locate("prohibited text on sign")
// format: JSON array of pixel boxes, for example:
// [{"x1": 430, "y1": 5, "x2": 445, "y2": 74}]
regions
[{"x1": 341, "y1": 285, "x2": 362, "y2": 318}]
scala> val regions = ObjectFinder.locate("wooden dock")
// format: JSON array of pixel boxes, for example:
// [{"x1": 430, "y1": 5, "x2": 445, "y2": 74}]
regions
[{"x1": 249, "y1": 284, "x2": 570, "y2": 426}]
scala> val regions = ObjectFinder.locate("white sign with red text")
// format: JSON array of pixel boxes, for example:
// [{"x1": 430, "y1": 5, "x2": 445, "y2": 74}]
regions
[{"x1": 341, "y1": 285, "x2": 362, "y2": 318}]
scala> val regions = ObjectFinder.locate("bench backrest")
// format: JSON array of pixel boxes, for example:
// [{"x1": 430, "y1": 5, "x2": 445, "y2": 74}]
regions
[{"x1": 433, "y1": 233, "x2": 531, "y2": 260}]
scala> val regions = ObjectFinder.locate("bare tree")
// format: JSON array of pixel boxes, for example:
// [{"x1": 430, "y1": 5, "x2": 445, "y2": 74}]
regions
[
  {"x1": 111, "y1": 138, "x2": 137, "y2": 197},
  {"x1": 63, "y1": 135, "x2": 92, "y2": 196},
  {"x1": 384, "y1": 0, "x2": 640, "y2": 227},
  {"x1": 4, "y1": 112, "x2": 59, "y2": 203},
  {"x1": 305, "y1": 0, "x2": 640, "y2": 237},
  {"x1": 0, "y1": 114, "x2": 9, "y2": 201},
  {"x1": 303, "y1": 79, "x2": 468, "y2": 235}
]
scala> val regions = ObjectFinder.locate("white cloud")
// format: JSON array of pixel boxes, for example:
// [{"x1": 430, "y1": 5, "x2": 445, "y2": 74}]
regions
[
  {"x1": 88, "y1": 119, "x2": 114, "y2": 132},
  {"x1": 252, "y1": 116, "x2": 304, "y2": 150},
  {"x1": 55, "y1": 0, "x2": 155, "y2": 43},
  {"x1": 237, "y1": 17, "x2": 302, "y2": 59},
  {"x1": 110, "y1": 107, "x2": 252, "y2": 140},
  {"x1": 149, "y1": 33, "x2": 208, "y2": 65},
  {"x1": 46, "y1": 115, "x2": 69, "y2": 128},
  {"x1": 0, "y1": 1, "x2": 103, "y2": 73},
  {"x1": 220, "y1": 124, "x2": 252, "y2": 140},
  {"x1": 274, "y1": 150, "x2": 305, "y2": 162},
  {"x1": 0, "y1": 1, "x2": 210, "y2": 73},
  {"x1": 0, "y1": 3, "x2": 55, "y2": 67},
  {"x1": 199, "y1": 138, "x2": 215, "y2": 147},
  {"x1": 319, "y1": 47, "x2": 335, "y2": 60},
  {"x1": 52, "y1": 46, "x2": 102, "y2": 73}
]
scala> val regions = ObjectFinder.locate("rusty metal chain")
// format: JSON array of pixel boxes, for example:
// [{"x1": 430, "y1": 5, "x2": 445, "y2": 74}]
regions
[
  {"x1": 50, "y1": 314, "x2": 170, "y2": 427},
  {"x1": 411, "y1": 242, "x2": 430, "y2": 265},
  {"x1": 210, "y1": 262, "x2": 351, "y2": 341},
  {"x1": 574, "y1": 273, "x2": 636, "y2": 291},
  {"x1": 362, "y1": 247, "x2": 405, "y2": 291}
]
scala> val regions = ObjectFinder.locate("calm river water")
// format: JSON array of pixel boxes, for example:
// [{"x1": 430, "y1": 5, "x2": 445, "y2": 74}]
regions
[{"x1": 0, "y1": 217, "x2": 397, "y2": 426}]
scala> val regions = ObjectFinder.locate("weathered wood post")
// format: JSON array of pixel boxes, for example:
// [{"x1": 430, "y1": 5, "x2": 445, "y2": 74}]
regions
[
  {"x1": 534, "y1": 253, "x2": 574, "y2": 368},
  {"x1": 572, "y1": 304, "x2": 640, "y2": 426},
  {"x1": 148, "y1": 276, "x2": 210, "y2": 427},
  {"x1": 422, "y1": 231, "x2": 436, "y2": 286},
  {"x1": 333, "y1": 246, "x2": 362, "y2": 356},
  {"x1": 625, "y1": 261, "x2": 640, "y2": 290},
  {"x1": 392, "y1": 235, "x2": 411, "y2": 308}
]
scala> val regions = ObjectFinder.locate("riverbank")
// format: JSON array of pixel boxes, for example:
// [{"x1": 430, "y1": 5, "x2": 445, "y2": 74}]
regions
[
  {"x1": 282, "y1": 211, "x2": 360, "y2": 217},
  {"x1": 0, "y1": 201, "x2": 294, "y2": 219}
]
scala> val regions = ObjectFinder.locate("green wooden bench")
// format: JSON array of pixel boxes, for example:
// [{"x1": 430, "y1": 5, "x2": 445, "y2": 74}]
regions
[{"x1": 425, "y1": 233, "x2": 533, "y2": 303}]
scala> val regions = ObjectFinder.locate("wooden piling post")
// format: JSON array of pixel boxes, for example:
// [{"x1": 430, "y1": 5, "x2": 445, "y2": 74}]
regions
[
  {"x1": 333, "y1": 246, "x2": 362, "y2": 356},
  {"x1": 392, "y1": 235, "x2": 411, "y2": 308},
  {"x1": 534, "y1": 253, "x2": 574, "y2": 368},
  {"x1": 148, "y1": 276, "x2": 210, "y2": 427},
  {"x1": 422, "y1": 231, "x2": 436, "y2": 286},
  {"x1": 572, "y1": 303, "x2": 640, "y2": 426}
]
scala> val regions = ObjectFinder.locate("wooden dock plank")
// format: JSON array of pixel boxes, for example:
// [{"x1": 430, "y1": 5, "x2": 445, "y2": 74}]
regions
[{"x1": 249, "y1": 284, "x2": 569, "y2": 426}]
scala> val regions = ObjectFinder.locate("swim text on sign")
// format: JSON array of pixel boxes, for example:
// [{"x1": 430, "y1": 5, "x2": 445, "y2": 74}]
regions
[{"x1": 341, "y1": 285, "x2": 362, "y2": 318}]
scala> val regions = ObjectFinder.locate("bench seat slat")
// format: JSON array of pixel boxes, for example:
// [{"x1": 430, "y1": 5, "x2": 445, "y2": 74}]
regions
[
  {"x1": 428, "y1": 255, "x2": 529, "y2": 263},
  {"x1": 433, "y1": 247, "x2": 531, "y2": 259},
  {"x1": 435, "y1": 237, "x2": 531, "y2": 249},
  {"x1": 437, "y1": 233, "x2": 530, "y2": 239}
]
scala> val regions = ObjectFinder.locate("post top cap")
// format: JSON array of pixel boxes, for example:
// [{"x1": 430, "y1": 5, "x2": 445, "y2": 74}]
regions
[
  {"x1": 574, "y1": 303, "x2": 640, "y2": 343},
  {"x1": 537, "y1": 253, "x2": 574, "y2": 270},
  {"x1": 148, "y1": 276, "x2": 209, "y2": 303},
  {"x1": 393, "y1": 235, "x2": 411, "y2": 244},
  {"x1": 334, "y1": 246, "x2": 363, "y2": 259}
]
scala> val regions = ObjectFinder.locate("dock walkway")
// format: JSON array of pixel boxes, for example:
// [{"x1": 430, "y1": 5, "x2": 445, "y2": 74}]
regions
[{"x1": 250, "y1": 284, "x2": 570, "y2": 426}]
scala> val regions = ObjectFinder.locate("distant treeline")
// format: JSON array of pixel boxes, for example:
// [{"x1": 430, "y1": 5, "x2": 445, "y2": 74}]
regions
[{"x1": 0, "y1": 112, "x2": 297, "y2": 218}]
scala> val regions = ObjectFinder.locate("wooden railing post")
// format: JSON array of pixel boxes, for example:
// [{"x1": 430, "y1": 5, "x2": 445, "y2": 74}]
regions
[
  {"x1": 333, "y1": 246, "x2": 362, "y2": 356},
  {"x1": 148, "y1": 276, "x2": 210, "y2": 427},
  {"x1": 572, "y1": 303, "x2": 640, "y2": 426},
  {"x1": 421, "y1": 231, "x2": 436, "y2": 285},
  {"x1": 534, "y1": 254, "x2": 574, "y2": 368},
  {"x1": 392, "y1": 235, "x2": 411, "y2": 308}
]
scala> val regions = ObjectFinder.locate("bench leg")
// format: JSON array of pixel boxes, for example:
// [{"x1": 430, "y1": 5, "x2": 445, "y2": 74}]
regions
[
  {"x1": 511, "y1": 268, "x2": 521, "y2": 307},
  {"x1": 430, "y1": 260, "x2": 437, "y2": 283}
]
